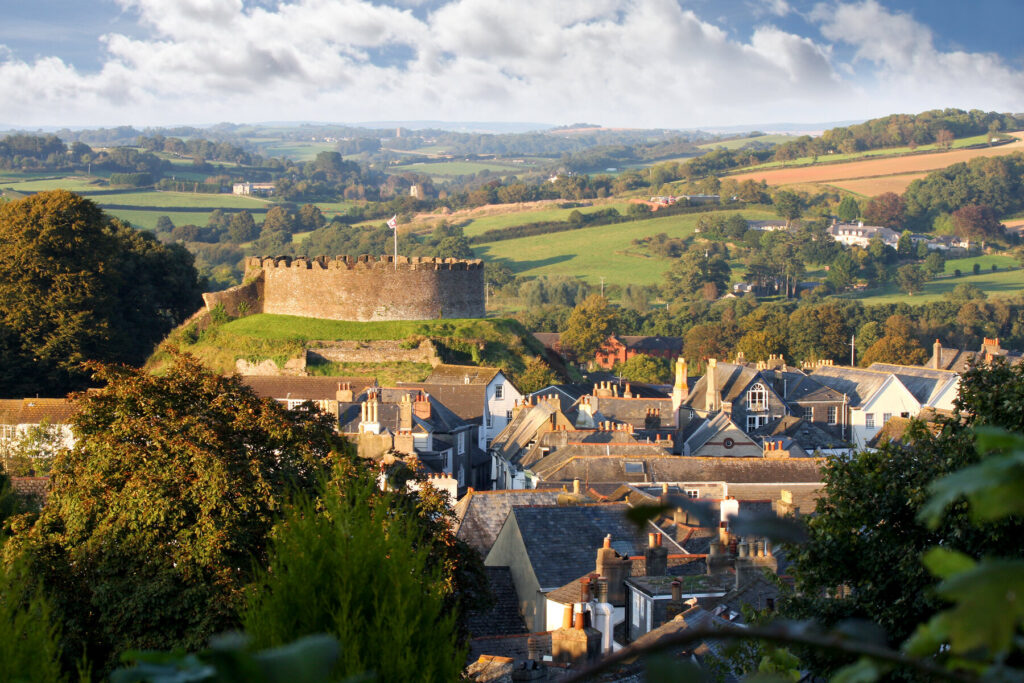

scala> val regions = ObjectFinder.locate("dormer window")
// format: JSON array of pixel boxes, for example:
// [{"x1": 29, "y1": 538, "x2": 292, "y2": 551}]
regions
[{"x1": 747, "y1": 383, "x2": 768, "y2": 412}]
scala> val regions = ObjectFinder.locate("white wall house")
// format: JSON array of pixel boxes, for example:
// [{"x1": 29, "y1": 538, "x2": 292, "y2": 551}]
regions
[{"x1": 483, "y1": 371, "x2": 523, "y2": 449}]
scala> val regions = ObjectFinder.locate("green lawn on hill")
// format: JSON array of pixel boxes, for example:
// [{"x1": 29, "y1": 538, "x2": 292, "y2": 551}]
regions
[
  {"x1": 842, "y1": 266, "x2": 1024, "y2": 305},
  {"x1": 460, "y1": 201, "x2": 633, "y2": 237},
  {"x1": 473, "y1": 208, "x2": 778, "y2": 288}
]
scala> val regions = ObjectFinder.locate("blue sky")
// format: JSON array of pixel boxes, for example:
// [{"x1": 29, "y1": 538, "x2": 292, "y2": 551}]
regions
[{"x1": 0, "y1": 0, "x2": 1021, "y2": 129}]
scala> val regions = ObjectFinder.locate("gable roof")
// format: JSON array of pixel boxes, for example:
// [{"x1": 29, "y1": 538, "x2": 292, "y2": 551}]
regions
[
  {"x1": 865, "y1": 364, "x2": 960, "y2": 406},
  {"x1": 759, "y1": 416, "x2": 851, "y2": 450},
  {"x1": 453, "y1": 489, "x2": 567, "y2": 556},
  {"x1": 464, "y1": 567, "x2": 529, "y2": 638},
  {"x1": 508, "y1": 503, "x2": 653, "y2": 589}
]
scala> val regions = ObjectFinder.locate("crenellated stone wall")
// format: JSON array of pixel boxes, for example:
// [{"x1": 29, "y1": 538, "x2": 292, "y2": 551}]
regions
[{"x1": 218, "y1": 255, "x2": 485, "y2": 322}]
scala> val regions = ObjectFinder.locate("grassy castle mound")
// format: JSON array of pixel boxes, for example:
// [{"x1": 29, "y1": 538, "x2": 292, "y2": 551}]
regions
[{"x1": 148, "y1": 313, "x2": 550, "y2": 385}]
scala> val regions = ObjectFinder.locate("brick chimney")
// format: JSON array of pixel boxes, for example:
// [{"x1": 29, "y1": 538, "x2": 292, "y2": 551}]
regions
[
  {"x1": 551, "y1": 610, "x2": 602, "y2": 667},
  {"x1": 359, "y1": 397, "x2": 380, "y2": 434},
  {"x1": 933, "y1": 339, "x2": 942, "y2": 370},
  {"x1": 671, "y1": 358, "x2": 688, "y2": 426},
  {"x1": 644, "y1": 532, "x2": 668, "y2": 576},
  {"x1": 336, "y1": 381, "x2": 354, "y2": 403},
  {"x1": 412, "y1": 392, "x2": 431, "y2": 420},
  {"x1": 595, "y1": 535, "x2": 631, "y2": 604}
]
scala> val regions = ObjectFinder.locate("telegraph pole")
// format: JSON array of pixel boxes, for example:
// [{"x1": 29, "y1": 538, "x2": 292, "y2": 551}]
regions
[
  {"x1": 600, "y1": 276, "x2": 605, "y2": 297},
  {"x1": 850, "y1": 334, "x2": 856, "y2": 367}
]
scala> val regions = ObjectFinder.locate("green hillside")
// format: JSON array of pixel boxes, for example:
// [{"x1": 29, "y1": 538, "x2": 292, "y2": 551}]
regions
[{"x1": 152, "y1": 313, "x2": 549, "y2": 383}]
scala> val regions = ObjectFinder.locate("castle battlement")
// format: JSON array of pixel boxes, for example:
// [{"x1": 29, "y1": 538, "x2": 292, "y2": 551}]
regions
[
  {"x1": 205, "y1": 254, "x2": 485, "y2": 323},
  {"x1": 245, "y1": 255, "x2": 484, "y2": 273}
]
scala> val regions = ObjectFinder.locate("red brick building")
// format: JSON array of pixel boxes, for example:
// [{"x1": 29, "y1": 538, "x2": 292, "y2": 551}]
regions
[{"x1": 594, "y1": 335, "x2": 683, "y2": 370}]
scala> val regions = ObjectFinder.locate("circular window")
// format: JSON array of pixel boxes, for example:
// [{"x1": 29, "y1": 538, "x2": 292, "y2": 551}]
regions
[{"x1": 723, "y1": 438, "x2": 735, "y2": 449}]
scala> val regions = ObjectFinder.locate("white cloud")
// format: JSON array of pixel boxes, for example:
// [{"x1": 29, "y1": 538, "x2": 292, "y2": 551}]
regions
[
  {"x1": 0, "y1": 0, "x2": 1019, "y2": 128},
  {"x1": 811, "y1": 0, "x2": 1024, "y2": 113}
]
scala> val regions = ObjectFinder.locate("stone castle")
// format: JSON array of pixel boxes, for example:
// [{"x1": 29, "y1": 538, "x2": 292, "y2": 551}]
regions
[{"x1": 202, "y1": 255, "x2": 486, "y2": 322}]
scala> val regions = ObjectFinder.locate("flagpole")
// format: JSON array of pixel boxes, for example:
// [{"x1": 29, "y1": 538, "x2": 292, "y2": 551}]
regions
[{"x1": 393, "y1": 223, "x2": 397, "y2": 270}]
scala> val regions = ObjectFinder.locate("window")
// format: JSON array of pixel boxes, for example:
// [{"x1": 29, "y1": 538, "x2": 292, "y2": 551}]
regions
[
  {"x1": 882, "y1": 412, "x2": 892, "y2": 425},
  {"x1": 494, "y1": 384, "x2": 504, "y2": 400},
  {"x1": 686, "y1": 489, "x2": 699, "y2": 499},
  {"x1": 865, "y1": 413, "x2": 875, "y2": 429},
  {"x1": 485, "y1": 411, "x2": 492, "y2": 428},
  {"x1": 747, "y1": 383, "x2": 768, "y2": 412},
  {"x1": 723, "y1": 437, "x2": 735, "y2": 449},
  {"x1": 506, "y1": 410, "x2": 513, "y2": 421},
  {"x1": 458, "y1": 432, "x2": 466, "y2": 455},
  {"x1": 827, "y1": 406, "x2": 838, "y2": 425},
  {"x1": 802, "y1": 406, "x2": 814, "y2": 421},
  {"x1": 624, "y1": 461, "x2": 644, "y2": 475},
  {"x1": 747, "y1": 415, "x2": 768, "y2": 431}
]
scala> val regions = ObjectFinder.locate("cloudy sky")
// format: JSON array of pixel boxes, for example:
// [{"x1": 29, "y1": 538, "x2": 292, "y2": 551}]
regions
[{"x1": 1, "y1": 0, "x2": 1022, "y2": 129}]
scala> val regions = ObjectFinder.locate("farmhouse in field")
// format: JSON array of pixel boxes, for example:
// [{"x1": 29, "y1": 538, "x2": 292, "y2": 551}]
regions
[{"x1": 827, "y1": 221, "x2": 899, "y2": 248}]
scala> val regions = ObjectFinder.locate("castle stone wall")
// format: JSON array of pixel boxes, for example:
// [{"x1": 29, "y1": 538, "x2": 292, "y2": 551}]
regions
[{"x1": 241, "y1": 255, "x2": 484, "y2": 322}]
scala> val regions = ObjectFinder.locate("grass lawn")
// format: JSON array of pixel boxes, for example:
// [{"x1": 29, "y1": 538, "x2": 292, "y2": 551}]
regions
[
  {"x1": 461, "y1": 201, "x2": 633, "y2": 237},
  {"x1": 473, "y1": 208, "x2": 777, "y2": 288},
  {"x1": 93, "y1": 190, "x2": 269, "y2": 209},
  {"x1": 220, "y1": 314, "x2": 525, "y2": 342},
  {"x1": 106, "y1": 207, "x2": 269, "y2": 230},
  {"x1": 844, "y1": 267, "x2": 1024, "y2": 305}
]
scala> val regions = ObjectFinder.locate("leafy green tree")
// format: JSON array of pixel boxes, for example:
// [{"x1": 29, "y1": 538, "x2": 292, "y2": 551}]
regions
[
  {"x1": 826, "y1": 252, "x2": 857, "y2": 291},
  {"x1": 772, "y1": 190, "x2": 803, "y2": 224},
  {"x1": 897, "y1": 230, "x2": 915, "y2": 256},
  {"x1": 662, "y1": 248, "x2": 731, "y2": 300},
  {"x1": 242, "y1": 477, "x2": 465, "y2": 682},
  {"x1": 0, "y1": 559, "x2": 66, "y2": 682},
  {"x1": 782, "y1": 360, "x2": 1024, "y2": 677},
  {"x1": 923, "y1": 252, "x2": 945, "y2": 277},
  {"x1": 228, "y1": 211, "x2": 259, "y2": 242},
  {"x1": 0, "y1": 420, "x2": 64, "y2": 476},
  {"x1": 0, "y1": 190, "x2": 202, "y2": 396},
  {"x1": 860, "y1": 316, "x2": 928, "y2": 366},
  {"x1": 561, "y1": 294, "x2": 619, "y2": 362},
  {"x1": 514, "y1": 356, "x2": 558, "y2": 394},
  {"x1": 434, "y1": 235, "x2": 474, "y2": 260},
  {"x1": 2, "y1": 353, "x2": 344, "y2": 673},
  {"x1": 896, "y1": 263, "x2": 926, "y2": 295},
  {"x1": 155, "y1": 215, "x2": 175, "y2": 234},
  {"x1": 837, "y1": 196, "x2": 860, "y2": 222},
  {"x1": 952, "y1": 204, "x2": 1003, "y2": 243},
  {"x1": 614, "y1": 354, "x2": 669, "y2": 383},
  {"x1": 297, "y1": 204, "x2": 325, "y2": 232},
  {"x1": 787, "y1": 303, "x2": 853, "y2": 363}
]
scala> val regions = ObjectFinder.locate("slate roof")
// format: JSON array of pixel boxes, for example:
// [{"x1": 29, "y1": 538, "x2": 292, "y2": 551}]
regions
[
  {"x1": 865, "y1": 363, "x2": 960, "y2": 405},
  {"x1": 757, "y1": 416, "x2": 850, "y2": 451},
  {"x1": 686, "y1": 362, "x2": 761, "y2": 407},
  {"x1": 454, "y1": 489, "x2": 567, "y2": 556},
  {"x1": 528, "y1": 442, "x2": 675, "y2": 482},
  {"x1": 808, "y1": 365, "x2": 886, "y2": 405},
  {"x1": 337, "y1": 389, "x2": 471, "y2": 435},
  {"x1": 465, "y1": 567, "x2": 528, "y2": 638},
  {"x1": 240, "y1": 376, "x2": 376, "y2": 401},
  {"x1": 425, "y1": 364, "x2": 501, "y2": 386},
  {"x1": 0, "y1": 398, "x2": 77, "y2": 426},
  {"x1": 929, "y1": 347, "x2": 977, "y2": 373},
  {"x1": 782, "y1": 372, "x2": 845, "y2": 403},
  {"x1": 398, "y1": 382, "x2": 487, "y2": 424},
  {"x1": 489, "y1": 402, "x2": 563, "y2": 466},
  {"x1": 609, "y1": 335, "x2": 684, "y2": 355},
  {"x1": 509, "y1": 503, "x2": 654, "y2": 589},
  {"x1": 575, "y1": 396, "x2": 674, "y2": 428},
  {"x1": 531, "y1": 333, "x2": 561, "y2": 351}
]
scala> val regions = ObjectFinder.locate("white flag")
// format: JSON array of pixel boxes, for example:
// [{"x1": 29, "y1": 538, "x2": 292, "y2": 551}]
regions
[{"x1": 387, "y1": 215, "x2": 398, "y2": 231}]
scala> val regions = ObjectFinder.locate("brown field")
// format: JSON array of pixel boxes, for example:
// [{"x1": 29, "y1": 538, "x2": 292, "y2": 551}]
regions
[
  {"x1": 730, "y1": 132, "x2": 1024, "y2": 186},
  {"x1": 826, "y1": 172, "x2": 929, "y2": 197}
]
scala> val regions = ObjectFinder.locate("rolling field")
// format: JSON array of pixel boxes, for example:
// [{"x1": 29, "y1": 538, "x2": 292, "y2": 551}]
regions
[
  {"x1": 0, "y1": 176, "x2": 108, "y2": 192},
  {"x1": 253, "y1": 140, "x2": 337, "y2": 161},
  {"x1": 93, "y1": 191, "x2": 269, "y2": 209},
  {"x1": 388, "y1": 160, "x2": 537, "y2": 177},
  {"x1": 942, "y1": 254, "x2": 1018, "y2": 275},
  {"x1": 825, "y1": 172, "x2": 928, "y2": 197},
  {"x1": 105, "y1": 208, "x2": 267, "y2": 231},
  {"x1": 459, "y1": 200, "x2": 633, "y2": 237},
  {"x1": 473, "y1": 208, "x2": 777, "y2": 287},
  {"x1": 729, "y1": 133, "x2": 1024, "y2": 187},
  {"x1": 698, "y1": 134, "x2": 794, "y2": 150},
  {"x1": 845, "y1": 267, "x2": 1024, "y2": 305}
]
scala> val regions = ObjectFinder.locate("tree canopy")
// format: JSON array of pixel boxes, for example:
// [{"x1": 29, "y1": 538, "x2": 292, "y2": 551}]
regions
[
  {"x1": 0, "y1": 190, "x2": 202, "y2": 396},
  {"x1": 560, "y1": 294, "x2": 619, "y2": 362},
  {"x1": 2, "y1": 352, "x2": 344, "y2": 672}
]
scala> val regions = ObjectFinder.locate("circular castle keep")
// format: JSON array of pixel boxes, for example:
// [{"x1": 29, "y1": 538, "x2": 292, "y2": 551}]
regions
[{"x1": 202, "y1": 255, "x2": 485, "y2": 322}]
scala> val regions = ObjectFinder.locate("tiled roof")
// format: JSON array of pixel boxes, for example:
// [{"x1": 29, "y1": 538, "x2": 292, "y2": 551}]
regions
[
  {"x1": 510, "y1": 503, "x2": 652, "y2": 589},
  {"x1": 614, "y1": 335, "x2": 684, "y2": 354},
  {"x1": 758, "y1": 416, "x2": 851, "y2": 450},
  {"x1": 0, "y1": 398, "x2": 77, "y2": 426},
  {"x1": 239, "y1": 376, "x2": 376, "y2": 401},
  {"x1": 809, "y1": 365, "x2": 887, "y2": 405},
  {"x1": 465, "y1": 567, "x2": 528, "y2": 638},
  {"x1": 454, "y1": 489, "x2": 567, "y2": 555}
]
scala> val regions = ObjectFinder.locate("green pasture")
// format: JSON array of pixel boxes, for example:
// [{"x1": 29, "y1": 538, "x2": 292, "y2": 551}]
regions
[
  {"x1": 388, "y1": 160, "x2": 532, "y2": 177},
  {"x1": 473, "y1": 208, "x2": 777, "y2": 288},
  {"x1": 733, "y1": 134, "x2": 992, "y2": 173},
  {"x1": 93, "y1": 191, "x2": 268, "y2": 209},
  {"x1": 460, "y1": 201, "x2": 633, "y2": 237},
  {"x1": 698, "y1": 134, "x2": 794, "y2": 150},
  {"x1": 844, "y1": 267, "x2": 1024, "y2": 305},
  {"x1": 253, "y1": 141, "x2": 337, "y2": 161},
  {"x1": 1, "y1": 176, "x2": 109, "y2": 192},
  {"x1": 106, "y1": 209, "x2": 212, "y2": 230},
  {"x1": 943, "y1": 254, "x2": 1018, "y2": 275}
]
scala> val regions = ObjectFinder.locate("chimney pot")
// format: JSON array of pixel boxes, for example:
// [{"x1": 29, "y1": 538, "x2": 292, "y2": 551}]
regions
[
  {"x1": 574, "y1": 612, "x2": 585, "y2": 630},
  {"x1": 671, "y1": 580, "x2": 681, "y2": 602},
  {"x1": 603, "y1": 535, "x2": 611, "y2": 549},
  {"x1": 648, "y1": 532, "x2": 656, "y2": 549},
  {"x1": 562, "y1": 606, "x2": 573, "y2": 630}
]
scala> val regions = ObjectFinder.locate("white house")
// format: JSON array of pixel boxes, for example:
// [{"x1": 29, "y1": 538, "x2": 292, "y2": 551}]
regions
[
  {"x1": 828, "y1": 222, "x2": 900, "y2": 249},
  {"x1": 809, "y1": 363, "x2": 960, "y2": 448}
]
